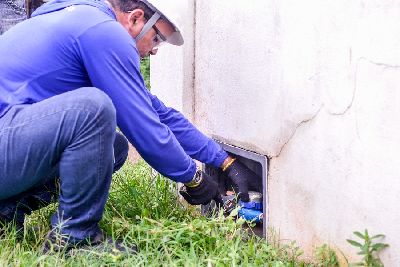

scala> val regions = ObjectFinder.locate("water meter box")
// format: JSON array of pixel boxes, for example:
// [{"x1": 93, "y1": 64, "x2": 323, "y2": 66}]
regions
[{"x1": 202, "y1": 141, "x2": 268, "y2": 237}]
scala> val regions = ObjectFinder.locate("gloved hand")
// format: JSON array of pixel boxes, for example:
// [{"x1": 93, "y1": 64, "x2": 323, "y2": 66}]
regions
[
  {"x1": 179, "y1": 170, "x2": 219, "y2": 205},
  {"x1": 224, "y1": 159, "x2": 262, "y2": 202}
]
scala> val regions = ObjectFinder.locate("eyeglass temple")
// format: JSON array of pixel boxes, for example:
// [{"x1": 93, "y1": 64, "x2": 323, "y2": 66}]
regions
[
  {"x1": 135, "y1": 12, "x2": 161, "y2": 42},
  {"x1": 152, "y1": 25, "x2": 167, "y2": 42}
]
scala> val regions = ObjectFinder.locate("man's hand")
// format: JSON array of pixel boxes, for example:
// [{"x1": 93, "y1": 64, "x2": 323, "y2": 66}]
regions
[
  {"x1": 224, "y1": 159, "x2": 262, "y2": 202},
  {"x1": 179, "y1": 170, "x2": 219, "y2": 205}
]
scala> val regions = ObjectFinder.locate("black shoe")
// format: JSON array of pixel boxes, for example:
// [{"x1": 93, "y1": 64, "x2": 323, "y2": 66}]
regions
[{"x1": 42, "y1": 229, "x2": 137, "y2": 255}]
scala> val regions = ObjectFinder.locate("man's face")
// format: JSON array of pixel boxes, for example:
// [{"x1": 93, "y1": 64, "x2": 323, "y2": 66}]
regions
[
  {"x1": 115, "y1": 8, "x2": 175, "y2": 58},
  {"x1": 135, "y1": 19, "x2": 174, "y2": 58}
]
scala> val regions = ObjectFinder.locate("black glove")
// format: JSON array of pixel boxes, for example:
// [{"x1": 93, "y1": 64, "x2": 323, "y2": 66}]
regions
[
  {"x1": 179, "y1": 171, "x2": 219, "y2": 205},
  {"x1": 225, "y1": 160, "x2": 262, "y2": 202}
]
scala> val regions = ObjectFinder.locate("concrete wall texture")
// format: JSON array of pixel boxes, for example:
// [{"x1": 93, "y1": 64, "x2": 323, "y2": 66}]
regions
[{"x1": 151, "y1": 0, "x2": 400, "y2": 264}]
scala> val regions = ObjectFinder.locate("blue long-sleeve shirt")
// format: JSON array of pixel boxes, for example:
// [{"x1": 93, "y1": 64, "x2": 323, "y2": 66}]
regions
[{"x1": 0, "y1": 0, "x2": 228, "y2": 182}]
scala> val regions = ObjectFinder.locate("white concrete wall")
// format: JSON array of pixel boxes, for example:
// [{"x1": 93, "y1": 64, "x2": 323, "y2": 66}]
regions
[
  {"x1": 151, "y1": 0, "x2": 400, "y2": 264},
  {"x1": 150, "y1": 0, "x2": 195, "y2": 120}
]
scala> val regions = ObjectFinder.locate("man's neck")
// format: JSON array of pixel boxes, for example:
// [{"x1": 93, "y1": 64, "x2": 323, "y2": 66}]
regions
[{"x1": 104, "y1": 0, "x2": 129, "y2": 27}]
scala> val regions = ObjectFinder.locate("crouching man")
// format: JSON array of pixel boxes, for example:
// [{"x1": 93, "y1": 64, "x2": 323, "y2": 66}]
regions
[{"x1": 0, "y1": 0, "x2": 260, "y2": 252}]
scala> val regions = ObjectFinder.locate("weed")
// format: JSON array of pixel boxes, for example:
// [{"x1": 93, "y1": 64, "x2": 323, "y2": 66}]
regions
[
  {"x1": 314, "y1": 244, "x2": 339, "y2": 267},
  {"x1": 347, "y1": 229, "x2": 389, "y2": 267},
  {"x1": 0, "y1": 161, "x2": 379, "y2": 266}
]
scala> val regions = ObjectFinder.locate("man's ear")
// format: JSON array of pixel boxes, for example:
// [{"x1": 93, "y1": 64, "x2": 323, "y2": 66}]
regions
[{"x1": 127, "y1": 9, "x2": 145, "y2": 28}]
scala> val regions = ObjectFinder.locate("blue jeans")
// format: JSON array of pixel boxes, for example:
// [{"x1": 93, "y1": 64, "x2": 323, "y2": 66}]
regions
[{"x1": 0, "y1": 88, "x2": 128, "y2": 240}]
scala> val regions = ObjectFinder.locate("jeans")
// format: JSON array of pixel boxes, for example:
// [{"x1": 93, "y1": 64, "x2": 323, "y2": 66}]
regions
[{"x1": 0, "y1": 87, "x2": 128, "y2": 241}]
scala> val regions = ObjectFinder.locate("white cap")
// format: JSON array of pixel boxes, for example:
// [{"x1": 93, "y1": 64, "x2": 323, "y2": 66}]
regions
[{"x1": 139, "y1": 0, "x2": 184, "y2": 46}]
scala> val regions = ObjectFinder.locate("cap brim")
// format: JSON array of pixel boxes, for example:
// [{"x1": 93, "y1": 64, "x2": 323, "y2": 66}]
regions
[
  {"x1": 139, "y1": 0, "x2": 184, "y2": 46},
  {"x1": 167, "y1": 31, "x2": 184, "y2": 46}
]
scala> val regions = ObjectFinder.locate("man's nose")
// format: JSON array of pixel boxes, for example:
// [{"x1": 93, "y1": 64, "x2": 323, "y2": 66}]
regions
[{"x1": 150, "y1": 48, "x2": 158, "y2": 56}]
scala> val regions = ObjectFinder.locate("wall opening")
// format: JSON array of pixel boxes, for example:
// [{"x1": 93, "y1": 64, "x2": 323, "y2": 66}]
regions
[{"x1": 202, "y1": 141, "x2": 268, "y2": 237}]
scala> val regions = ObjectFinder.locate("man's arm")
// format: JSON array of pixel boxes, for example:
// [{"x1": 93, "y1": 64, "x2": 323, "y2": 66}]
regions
[
  {"x1": 147, "y1": 95, "x2": 264, "y2": 200},
  {"x1": 147, "y1": 92, "x2": 228, "y2": 168},
  {"x1": 77, "y1": 21, "x2": 196, "y2": 183}
]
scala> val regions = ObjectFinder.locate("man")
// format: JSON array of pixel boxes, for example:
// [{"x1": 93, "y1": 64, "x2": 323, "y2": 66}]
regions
[{"x1": 0, "y1": 0, "x2": 260, "y2": 252}]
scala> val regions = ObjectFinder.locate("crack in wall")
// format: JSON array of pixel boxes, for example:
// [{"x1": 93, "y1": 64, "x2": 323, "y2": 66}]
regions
[
  {"x1": 328, "y1": 57, "x2": 400, "y2": 116},
  {"x1": 271, "y1": 57, "x2": 400, "y2": 159},
  {"x1": 327, "y1": 58, "x2": 360, "y2": 116},
  {"x1": 272, "y1": 105, "x2": 323, "y2": 158},
  {"x1": 362, "y1": 58, "x2": 400, "y2": 69}
]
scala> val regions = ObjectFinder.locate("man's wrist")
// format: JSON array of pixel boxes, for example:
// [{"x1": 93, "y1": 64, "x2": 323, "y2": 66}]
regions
[
  {"x1": 184, "y1": 168, "x2": 203, "y2": 188},
  {"x1": 221, "y1": 156, "x2": 236, "y2": 172}
]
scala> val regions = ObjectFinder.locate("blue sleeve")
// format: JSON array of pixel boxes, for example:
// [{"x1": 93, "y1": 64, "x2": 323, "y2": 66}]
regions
[
  {"x1": 76, "y1": 21, "x2": 196, "y2": 183},
  {"x1": 148, "y1": 92, "x2": 228, "y2": 168}
]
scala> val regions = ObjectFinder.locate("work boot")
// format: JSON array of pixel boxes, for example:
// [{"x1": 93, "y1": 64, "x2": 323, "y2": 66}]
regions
[
  {"x1": 0, "y1": 177, "x2": 59, "y2": 240},
  {"x1": 42, "y1": 229, "x2": 137, "y2": 255}
]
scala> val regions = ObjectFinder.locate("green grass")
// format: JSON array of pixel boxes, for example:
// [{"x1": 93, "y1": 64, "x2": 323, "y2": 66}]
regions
[
  {"x1": 140, "y1": 57, "x2": 151, "y2": 89},
  {"x1": 0, "y1": 161, "x2": 328, "y2": 266}
]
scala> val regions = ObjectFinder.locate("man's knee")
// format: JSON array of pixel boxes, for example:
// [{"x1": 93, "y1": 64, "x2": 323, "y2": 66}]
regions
[
  {"x1": 78, "y1": 87, "x2": 115, "y2": 117},
  {"x1": 74, "y1": 87, "x2": 116, "y2": 124}
]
